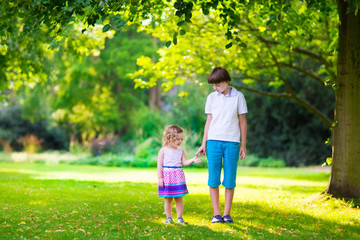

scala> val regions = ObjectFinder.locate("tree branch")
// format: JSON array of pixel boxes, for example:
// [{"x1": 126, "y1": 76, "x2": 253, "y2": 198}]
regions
[
  {"x1": 236, "y1": 37, "x2": 333, "y2": 127},
  {"x1": 293, "y1": 46, "x2": 337, "y2": 81},
  {"x1": 231, "y1": 83, "x2": 291, "y2": 98},
  {"x1": 279, "y1": 62, "x2": 329, "y2": 86},
  {"x1": 256, "y1": 36, "x2": 337, "y2": 82}
]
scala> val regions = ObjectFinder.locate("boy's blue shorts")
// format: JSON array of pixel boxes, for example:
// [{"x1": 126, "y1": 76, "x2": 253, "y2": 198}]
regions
[{"x1": 206, "y1": 140, "x2": 239, "y2": 189}]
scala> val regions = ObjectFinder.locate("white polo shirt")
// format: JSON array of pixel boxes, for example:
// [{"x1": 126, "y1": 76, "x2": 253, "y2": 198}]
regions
[{"x1": 205, "y1": 87, "x2": 247, "y2": 143}]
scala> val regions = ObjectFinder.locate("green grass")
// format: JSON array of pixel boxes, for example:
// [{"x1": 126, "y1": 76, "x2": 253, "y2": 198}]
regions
[{"x1": 0, "y1": 163, "x2": 359, "y2": 239}]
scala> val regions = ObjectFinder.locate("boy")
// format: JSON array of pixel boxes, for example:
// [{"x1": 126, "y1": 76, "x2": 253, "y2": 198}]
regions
[{"x1": 197, "y1": 67, "x2": 247, "y2": 223}]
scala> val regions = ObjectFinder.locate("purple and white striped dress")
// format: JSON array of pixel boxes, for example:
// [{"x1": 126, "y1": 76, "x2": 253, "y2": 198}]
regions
[{"x1": 158, "y1": 147, "x2": 189, "y2": 197}]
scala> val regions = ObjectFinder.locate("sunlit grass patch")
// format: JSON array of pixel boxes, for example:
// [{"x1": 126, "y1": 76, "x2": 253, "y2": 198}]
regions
[{"x1": 0, "y1": 162, "x2": 359, "y2": 239}]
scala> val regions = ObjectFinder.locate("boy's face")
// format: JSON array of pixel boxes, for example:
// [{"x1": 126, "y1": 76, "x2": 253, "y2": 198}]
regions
[{"x1": 211, "y1": 82, "x2": 229, "y2": 94}]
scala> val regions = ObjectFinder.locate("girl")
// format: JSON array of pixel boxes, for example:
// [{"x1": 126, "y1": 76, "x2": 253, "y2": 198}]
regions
[{"x1": 157, "y1": 125, "x2": 201, "y2": 224}]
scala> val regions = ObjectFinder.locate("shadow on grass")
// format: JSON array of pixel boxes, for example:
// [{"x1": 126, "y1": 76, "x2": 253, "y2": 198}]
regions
[{"x1": 0, "y1": 171, "x2": 358, "y2": 240}]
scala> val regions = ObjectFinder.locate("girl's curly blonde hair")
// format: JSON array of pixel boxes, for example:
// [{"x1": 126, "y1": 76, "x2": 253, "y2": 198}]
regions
[{"x1": 162, "y1": 125, "x2": 183, "y2": 147}]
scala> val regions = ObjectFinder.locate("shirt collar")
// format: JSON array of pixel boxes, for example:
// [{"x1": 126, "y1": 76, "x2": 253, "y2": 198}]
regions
[{"x1": 216, "y1": 87, "x2": 238, "y2": 97}]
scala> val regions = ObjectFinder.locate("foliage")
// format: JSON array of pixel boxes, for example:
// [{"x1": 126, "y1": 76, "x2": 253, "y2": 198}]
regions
[
  {"x1": 245, "y1": 78, "x2": 333, "y2": 166},
  {"x1": 0, "y1": 105, "x2": 69, "y2": 151},
  {"x1": 134, "y1": 138, "x2": 159, "y2": 159},
  {"x1": 0, "y1": 139, "x2": 12, "y2": 153},
  {"x1": 67, "y1": 153, "x2": 158, "y2": 168},
  {"x1": 90, "y1": 136, "x2": 118, "y2": 156},
  {"x1": 1, "y1": 163, "x2": 359, "y2": 239},
  {"x1": 239, "y1": 155, "x2": 286, "y2": 168},
  {"x1": 161, "y1": 81, "x2": 211, "y2": 134},
  {"x1": 17, "y1": 134, "x2": 43, "y2": 154},
  {"x1": 129, "y1": 107, "x2": 166, "y2": 141}
]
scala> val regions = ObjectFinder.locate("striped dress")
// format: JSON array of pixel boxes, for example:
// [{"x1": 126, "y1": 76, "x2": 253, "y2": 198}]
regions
[{"x1": 158, "y1": 147, "x2": 189, "y2": 197}]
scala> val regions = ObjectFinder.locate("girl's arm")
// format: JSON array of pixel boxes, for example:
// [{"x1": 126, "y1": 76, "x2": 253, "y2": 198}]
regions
[
  {"x1": 239, "y1": 114, "x2": 247, "y2": 159},
  {"x1": 157, "y1": 148, "x2": 165, "y2": 187},
  {"x1": 181, "y1": 150, "x2": 196, "y2": 167},
  {"x1": 197, "y1": 114, "x2": 212, "y2": 155}
]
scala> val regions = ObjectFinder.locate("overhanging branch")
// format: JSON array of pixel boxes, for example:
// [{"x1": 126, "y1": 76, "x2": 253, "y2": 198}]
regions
[{"x1": 232, "y1": 81, "x2": 333, "y2": 128}]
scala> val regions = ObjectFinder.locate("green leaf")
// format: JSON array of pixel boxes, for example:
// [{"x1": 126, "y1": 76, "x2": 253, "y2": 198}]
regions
[
  {"x1": 165, "y1": 41, "x2": 171, "y2": 48},
  {"x1": 175, "y1": 10, "x2": 184, "y2": 17},
  {"x1": 225, "y1": 42, "x2": 233, "y2": 49},
  {"x1": 173, "y1": 32, "x2": 178, "y2": 45},
  {"x1": 117, "y1": 20, "x2": 126, "y2": 28},
  {"x1": 179, "y1": 29, "x2": 186, "y2": 35},
  {"x1": 177, "y1": 20, "x2": 185, "y2": 26},
  {"x1": 332, "y1": 83, "x2": 339, "y2": 90},
  {"x1": 102, "y1": 24, "x2": 111, "y2": 32},
  {"x1": 240, "y1": 41, "x2": 247, "y2": 48}
]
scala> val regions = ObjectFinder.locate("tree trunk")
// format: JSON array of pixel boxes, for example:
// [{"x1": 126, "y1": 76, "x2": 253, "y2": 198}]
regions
[
  {"x1": 149, "y1": 85, "x2": 161, "y2": 110},
  {"x1": 326, "y1": 1, "x2": 360, "y2": 198},
  {"x1": 149, "y1": 37, "x2": 161, "y2": 110}
]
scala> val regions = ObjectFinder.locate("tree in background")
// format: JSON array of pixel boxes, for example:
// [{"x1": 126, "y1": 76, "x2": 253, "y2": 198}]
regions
[{"x1": 0, "y1": 0, "x2": 359, "y2": 198}]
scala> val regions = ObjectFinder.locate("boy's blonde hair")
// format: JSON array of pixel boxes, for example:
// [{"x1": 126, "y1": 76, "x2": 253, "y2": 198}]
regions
[{"x1": 162, "y1": 125, "x2": 183, "y2": 147}]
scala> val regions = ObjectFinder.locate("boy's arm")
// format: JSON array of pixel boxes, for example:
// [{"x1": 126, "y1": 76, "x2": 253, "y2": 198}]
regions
[
  {"x1": 239, "y1": 114, "x2": 247, "y2": 159},
  {"x1": 157, "y1": 148, "x2": 165, "y2": 187},
  {"x1": 197, "y1": 114, "x2": 212, "y2": 155}
]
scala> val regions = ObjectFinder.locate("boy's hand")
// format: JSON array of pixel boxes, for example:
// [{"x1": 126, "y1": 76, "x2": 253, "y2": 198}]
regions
[
  {"x1": 158, "y1": 177, "x2": 164, "y2": 188},
  {"x1": 196, "y1": 145, "x2": 206, "y2": 156},
  {"x1": 239, "y1": 146, "x2": 246, "y2": 160}
]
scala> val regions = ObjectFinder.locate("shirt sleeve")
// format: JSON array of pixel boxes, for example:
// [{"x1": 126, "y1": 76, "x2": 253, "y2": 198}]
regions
[
  {"x1": 237, "y1": 92, "x2": 248, "y2": 114},
  {"x1": 205, "y1": 94, "x2": 212, "y2": 114}
]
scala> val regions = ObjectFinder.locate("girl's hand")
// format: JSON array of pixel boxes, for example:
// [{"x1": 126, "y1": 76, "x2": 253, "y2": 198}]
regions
[
  {"x1": 158, "y1": 177, "x2": 164, "y2": 188},
  {"x1": 193, "y1": 154, "x2": 202, "y2": 164}
]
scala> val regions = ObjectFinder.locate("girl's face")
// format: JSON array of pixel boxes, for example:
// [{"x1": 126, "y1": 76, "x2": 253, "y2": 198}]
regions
[
  {"x1": 169, "y1": 133, "x2": 183, "y2": 149},
  {"x1": 212, "y1": 82, "x2": 229, "y2": 94}
]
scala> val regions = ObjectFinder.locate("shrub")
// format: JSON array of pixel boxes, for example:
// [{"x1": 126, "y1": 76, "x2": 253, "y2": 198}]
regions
[
  {"x1": 239, "y1": 154, "x2": 286, "y2": 168},
  {"x1": 134, "y1": 138, "x2": 161, "y2": 159},
  {"x1": 17, "y1": 134, "x2": 43, "y2": 154},
  {"x1": 0, "y1": 139, "x2": 12, "y2": 153},
  {"x1": 0, "y1": 105, "x2": 69, "y2": 151},
  {"x1": 90, "y1": 136, "x2": 118, "y2": 156},
  {"x1": 67, "y1": 153, "x2": 158, "y2": 168}
]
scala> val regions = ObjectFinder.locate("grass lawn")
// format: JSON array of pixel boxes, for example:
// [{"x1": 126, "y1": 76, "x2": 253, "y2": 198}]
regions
[{"x1": 0, "y1": 162, "x2": 359, "y2": 239}]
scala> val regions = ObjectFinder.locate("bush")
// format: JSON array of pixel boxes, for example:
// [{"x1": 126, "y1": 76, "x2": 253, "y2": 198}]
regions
[
  {"x1": 134, "y1": 137, "x2": 161, "y2": 159},
  {"x1": 0, "y1": 105, "x2": 69, "y2": 151},
  {"x1": 17, "y1": 134, "x2": 43, "y2": 154},
  {"x1": 0, "y1": 139, "x2": 12, "y2": 153},
  {"x1": 90, "y1": 136, "x2": 118, "y2": 156},
  {"x1": 67, "y1": 153, "x2": 158, "y2": 168},
  {"x1": 244, "y1": 76, "x2": 333, "y2": 166},
  {"x1": 239, "y1": 154, "x2": 286, "y2": 168}
]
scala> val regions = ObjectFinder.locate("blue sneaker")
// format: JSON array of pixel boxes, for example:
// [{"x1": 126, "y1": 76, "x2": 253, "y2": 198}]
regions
[
  {"x1": 177, "y1": 217, "x2": 185, "y2": 223},
  {"x1": 211, "y1": 215, "x2": 223, "y2": 223},
  {"x1": 164, "y1": 217, "x2": 173, "y2": 223},
  {"x1": 222, "y1": 215, "x2": 233, "y2": 223}
]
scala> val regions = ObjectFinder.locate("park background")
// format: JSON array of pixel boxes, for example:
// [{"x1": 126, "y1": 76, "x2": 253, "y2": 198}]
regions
[{"x1": 1, "y1": 0, "x2": 360, "y2": 239}]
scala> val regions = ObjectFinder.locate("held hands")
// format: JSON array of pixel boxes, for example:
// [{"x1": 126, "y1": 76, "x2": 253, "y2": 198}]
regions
[
  {"x1": 192, "y1": 154, "x2": 202, "y2": 164},
  {"x1": 196, "y1": 144, "x2": 206, "y2": 156}
]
